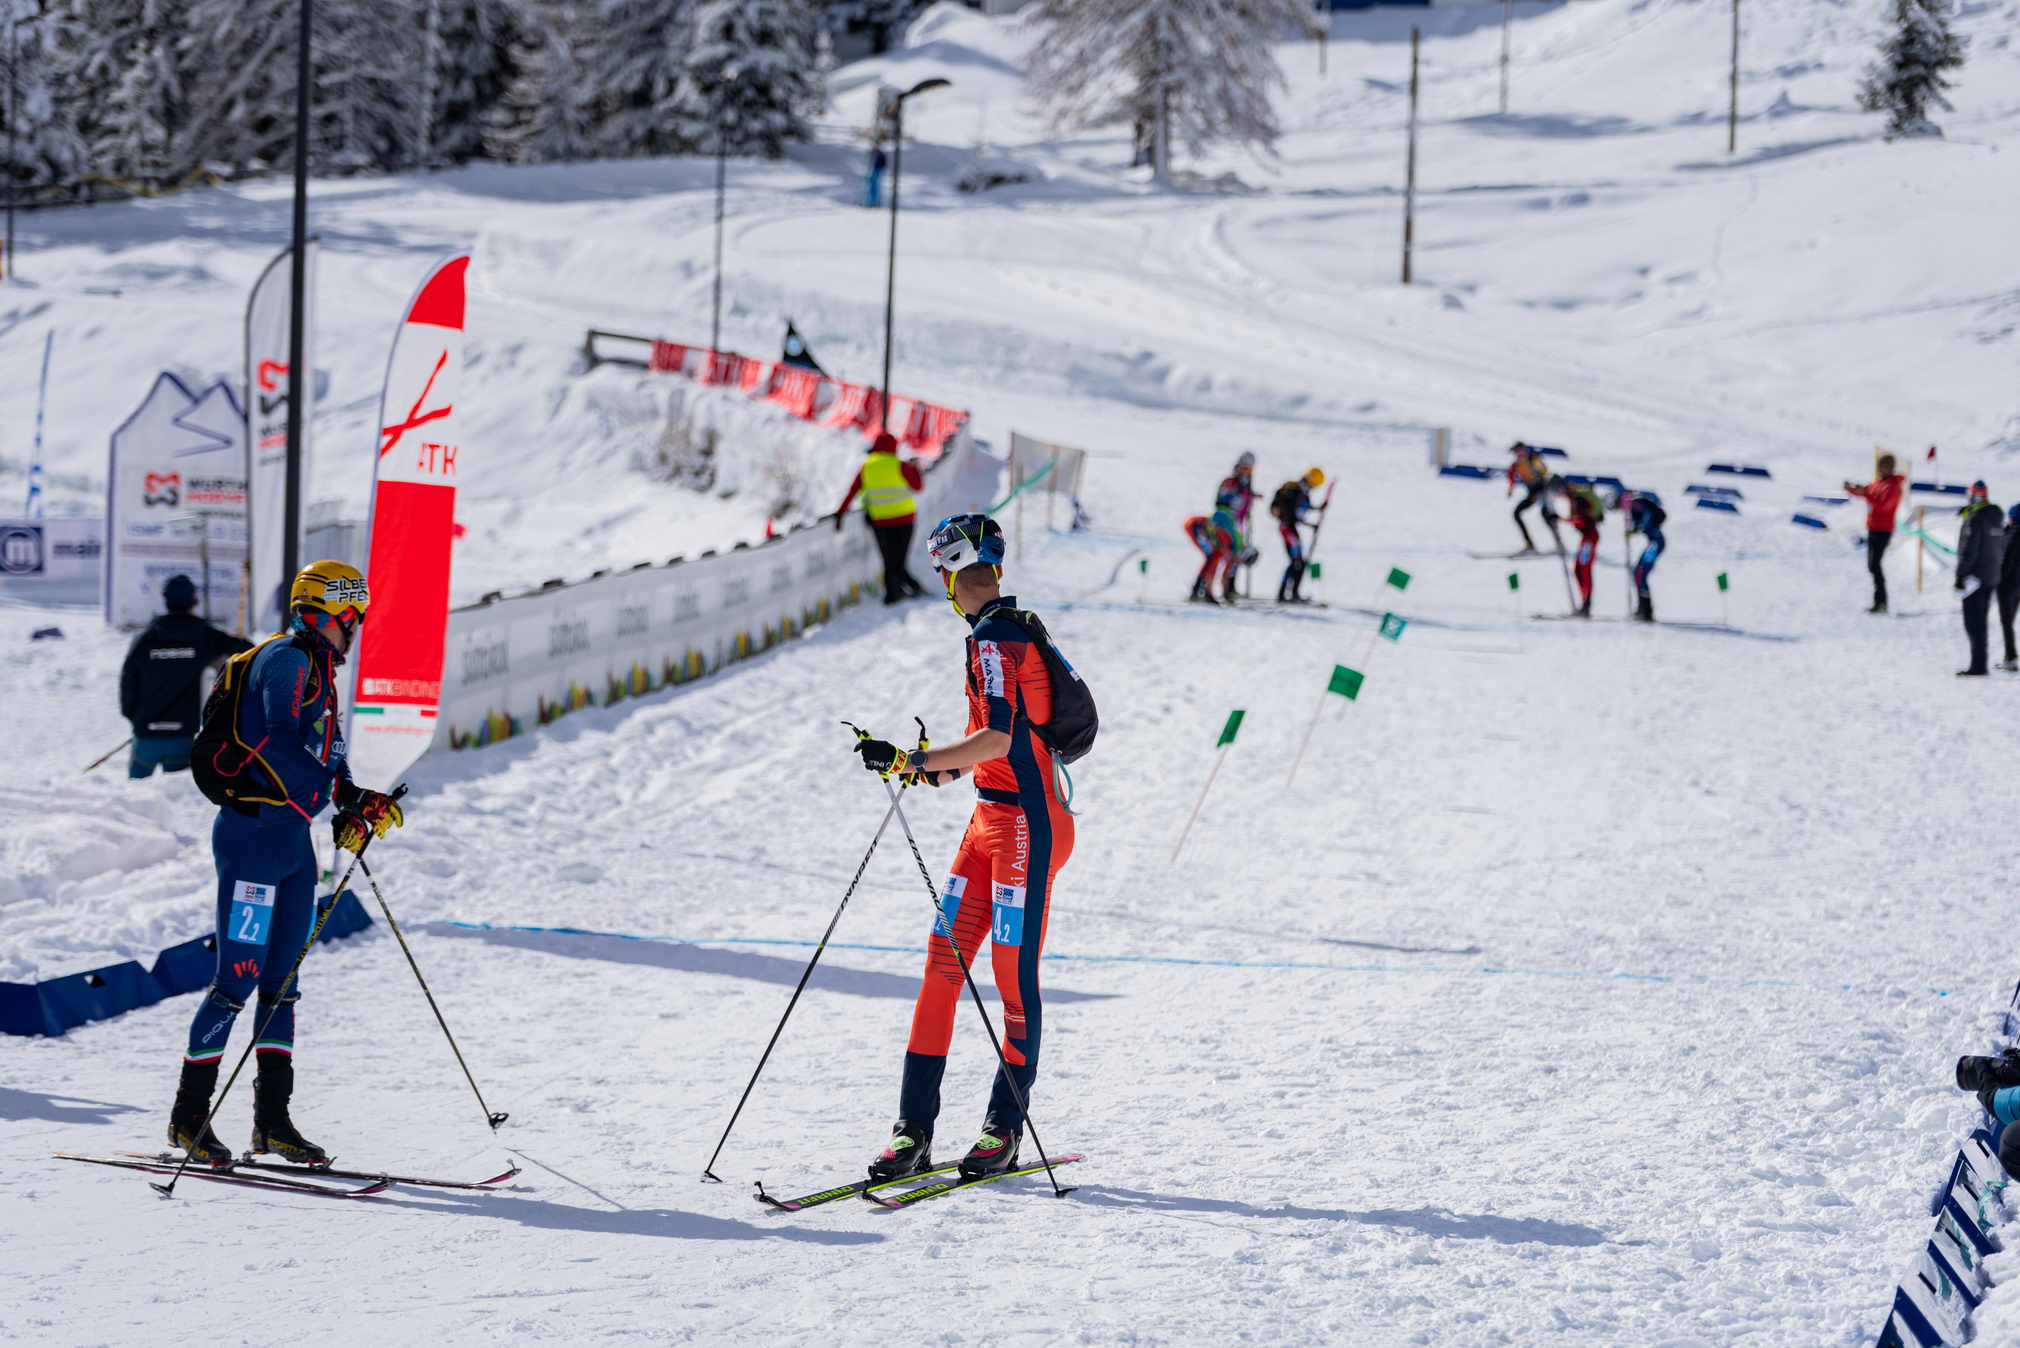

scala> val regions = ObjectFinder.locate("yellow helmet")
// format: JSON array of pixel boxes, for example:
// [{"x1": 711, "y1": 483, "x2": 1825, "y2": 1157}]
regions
[
  {"x1": 1303, "y1": 467, "x2": 1326, "y2": 489},
  {"x1": 290, "y1": 560, "x2": 370, "y2": 622}
]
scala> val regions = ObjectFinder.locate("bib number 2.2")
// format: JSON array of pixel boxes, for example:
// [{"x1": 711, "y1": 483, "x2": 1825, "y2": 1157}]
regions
[{"x1": 232, "y1": 879, "x2": 277, "y2": 946}]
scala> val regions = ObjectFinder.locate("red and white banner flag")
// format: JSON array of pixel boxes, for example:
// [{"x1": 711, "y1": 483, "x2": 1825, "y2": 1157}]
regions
[
  {"x1": 349, "y1": 254, "x2": 469, "y2": 789},
  {"x1": 244, "y1": 239, "x2": 317, "y2": 636}
]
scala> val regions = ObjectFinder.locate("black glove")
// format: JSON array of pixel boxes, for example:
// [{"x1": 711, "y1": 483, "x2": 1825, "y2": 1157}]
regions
[{"x1": 854, "y1": 739, "x2": 913, "y2": 776}]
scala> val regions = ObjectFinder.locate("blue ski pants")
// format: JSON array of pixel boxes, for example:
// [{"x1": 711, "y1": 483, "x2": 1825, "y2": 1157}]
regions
[{"x1": 184, "y1": 810, "x2": 319, "y2": 1065}]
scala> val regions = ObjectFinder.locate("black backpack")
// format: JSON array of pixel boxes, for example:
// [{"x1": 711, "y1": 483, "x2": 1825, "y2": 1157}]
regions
[
  {"x1": 1271, "y1": 482, "x2": 1303, "y2": 523},
  {"x1": 980, "y1": 608, "x2": 1098, "y2": 765},
  {"x1": 191, "y1": 634, "x2": 302, "y2": 814}
]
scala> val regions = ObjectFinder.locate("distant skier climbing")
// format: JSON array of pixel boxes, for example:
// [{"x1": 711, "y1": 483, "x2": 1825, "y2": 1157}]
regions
[
  {"x1": 1625, "y1": 492, "x2": 1666, "y2": 623},
  {"x1": 1507, "y1": 443, "x2": 1558, "y2": 553},
  {"x1": 1562, "y1": 480, "x2": 1604, "y2": 617},
  {"x1": 1185, "y1": 508, "x2": 1243, "y2": 604},
  {"x1": 1215, "y1": 452, "x2": 1260, "y2": 599},
  {"x1": 1270, "y1": 468, "x2": 1326, "y2": 603}
]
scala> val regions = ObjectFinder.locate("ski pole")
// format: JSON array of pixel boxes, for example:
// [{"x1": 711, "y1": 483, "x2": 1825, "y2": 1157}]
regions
[
  {"x1": 83, "y1": 738, "x2": 132, "y2": 773},
  {"x1": 700, "y1": 758, "x2": 909, "y2": 1182},
  {"x1": 354, "y1": 852, "x2": 507, "y2": 1133},
  {"x1": 150, "y1": 788, "x2": 405, "y2": 1199}
]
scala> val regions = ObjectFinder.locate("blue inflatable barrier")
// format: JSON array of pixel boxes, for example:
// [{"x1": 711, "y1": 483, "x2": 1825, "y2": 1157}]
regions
[
  {"x1": 1695, "y1": 498, "x2": 1740, "y2": 513},
  {"x1": 1792, "y1": 514, "x2": 1828, "y2": 530},
  {"x1": 1687, "y1": 484, "x2": 1744, "y2": 500},
  {"x1": 1802, "y1": 494, "x2": 1849, "y2": 507},
  {"x1": 1533, "y1": 447, "x2": 1569, "y2": 458},
  {"x1": 1439, "y1": 464, "x2": 1495, "y2": 480},
  {"x1": 1, "y1": 890, "x2": 373, "y2": 1038},
  {"x1": 1707, "y1": 463, "x2": 1772, "y2": 479}
]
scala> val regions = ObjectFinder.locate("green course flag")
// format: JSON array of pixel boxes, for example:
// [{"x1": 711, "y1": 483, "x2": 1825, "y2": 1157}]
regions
[
  {"x1": 1716, "y1": 572, "x2": 1729, "y2": 592},
  {"x1": 1507, "y1": 571, "x2": 1520, "y2": 591},
  {"x1": 1327, "y1": 664, "x2": 1364, "y2": 700},
  {"x1": 1308, "y1": 561, "x2": 1323, "y2": 581},
  {"x1": 1217, "y1": 709, "x2": 1246, "y2": 747},
  {"x1": 1386, "y1": 567, "x2": 1411, "y2": 591},
  {"x1": 1379, "y1": 613, "x2": 1407, "y2": 642},
  {"x1": 1138, "y1": 557, "x2": 1149, "y2": 574}
]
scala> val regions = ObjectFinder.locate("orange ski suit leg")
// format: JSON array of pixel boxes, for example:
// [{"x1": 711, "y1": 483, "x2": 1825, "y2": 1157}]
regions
[{"x1": 899, "y1": 796, "x2": 1072, "y2": 1130}]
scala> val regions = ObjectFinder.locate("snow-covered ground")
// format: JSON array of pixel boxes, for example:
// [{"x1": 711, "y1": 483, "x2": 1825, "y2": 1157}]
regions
[{"x1": 5, "y1": 1, "x2": 2020, "y2": 1343}]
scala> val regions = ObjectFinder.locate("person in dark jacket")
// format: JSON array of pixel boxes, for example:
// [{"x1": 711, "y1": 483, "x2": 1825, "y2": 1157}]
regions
[
  {"x1": 1955, "y1": 481, "x2": 2004, "y2": 676},
  {"x1": 1999, "y1": 504, "x2": 2020, "y2": 672},
  {"x1": 119, "y1": 574, "x2": 253, "y2": 778}
]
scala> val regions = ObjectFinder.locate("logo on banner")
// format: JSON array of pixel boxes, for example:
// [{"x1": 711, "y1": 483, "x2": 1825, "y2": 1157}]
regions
[
  {"x1": 0, "y1": 526, "x2": 44, "y2": 575},
  {"x1": 143, "y1": 473, "x2": 182, "y2": 507},
  {"x1": 380, "y1": 349, "x2": 457, "y2": 475}
]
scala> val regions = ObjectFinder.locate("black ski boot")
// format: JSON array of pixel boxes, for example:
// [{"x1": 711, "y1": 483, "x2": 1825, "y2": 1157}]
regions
[
  {"x1": 249, "y1": 1055, "x2": 328, "y2": 1166},
  {"x1": 1635, "y1": 595, "x2": 1654, "y2": 623},
  {"x1": 167, "y1": 1059, "x2": 232, "y2": 1166},
  {"x1": 867, "y1": 1121, "x2": 934, "y2": 1183},
  {"x1": 1188, "y1": 579, "x2": 1219, "y2": 605},
  {"x1": 958, "y1": 1120, "x2": 1022, "y2": 1179}
]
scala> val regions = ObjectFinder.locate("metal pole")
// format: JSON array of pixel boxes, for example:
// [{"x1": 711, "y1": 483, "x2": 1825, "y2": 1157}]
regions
[
  {"x1": 1402, "y1": 28, "x2": 1419, "y2": 285},
  {"x1": 4, "y1": 3, "x2": 17, "y2": 285},
  {"x1": 282, "y1": 0, "x2": 311, "y2": 595},
  {"x1": 879, "y1": 100, "x2": 904, "y2": 434},
  {"x1": 710, "y1": 106, "x2": 727, "y2": 357},
  {"x1": 1727, "y1": 0, "x2": 1740, "y2": 154},
  {"x1": 1500, "y1": 0, "x2": 1512, "y2": 115}
]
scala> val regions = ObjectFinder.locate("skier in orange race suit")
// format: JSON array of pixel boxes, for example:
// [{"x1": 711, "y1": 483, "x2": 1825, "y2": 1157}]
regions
[{"x1": 850, "y1": 513, "x2": 1076, "y2": 1182}]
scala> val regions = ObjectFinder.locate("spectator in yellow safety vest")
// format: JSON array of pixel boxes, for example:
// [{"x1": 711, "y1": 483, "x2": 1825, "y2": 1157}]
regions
[{"x1": 836, "y1": 431, "x2": 927, "y2": 604}]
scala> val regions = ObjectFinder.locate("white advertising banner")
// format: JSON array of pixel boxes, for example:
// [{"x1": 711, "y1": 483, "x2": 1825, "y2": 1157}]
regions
[
  {"x1": 0, "y1": 517, "x2": 103, "y2": 604},
  {"x1": 432, "y1": 423, "x2": 997, "y2": 751},
  {"x1": 103, "y1": 374, "x2": 249, "y2": 628},
  {"x1": 244, "y1": 239, "x2": 318, "y2": 636}
]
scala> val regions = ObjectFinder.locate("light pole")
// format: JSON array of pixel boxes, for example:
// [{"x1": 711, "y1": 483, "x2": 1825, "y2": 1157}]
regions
[
  {"x1": 709, "y1": 67, "x2": 740, "y2": 358},
  {"x1": 879, "y1": 77, "x2": 949, "y2": 433},
  {"x1": 282, "y1": 0, "x2": 312, "y2": 594},
  {"x1": 4, "y1": 2, "x2": 18, "y2": 285}
]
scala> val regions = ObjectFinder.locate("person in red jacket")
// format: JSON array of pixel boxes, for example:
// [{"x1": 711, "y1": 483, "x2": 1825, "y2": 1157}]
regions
[
  {"x1": 836, "y1": 431, "x2": 926, "y2": 603},
  {"x1": 1844, "y1": 454, "x2": 1905, "y2": 613}
]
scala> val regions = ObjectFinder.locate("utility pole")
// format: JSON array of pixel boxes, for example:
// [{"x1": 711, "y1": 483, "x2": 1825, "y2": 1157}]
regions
[
  {"x1": 1500, "y1": 0, "x2": 1512, "y2": 115},
  {"x1": 879, "y1": 77, "x2": 950, "y2": 432},
  {"x1": 1727, "y1": 0, "x2": 1740, "y2": 153},
  {"x1": 282, "y1": 0, "x2": 312, "y2": 594},
  {"x1": 709, "y1": 69, "x2": 739, "y2": 358},
  {"x1": 4, "y1": 3, "x2": 17, "y2": 284},
  {"x1": 1402, "y1": 28, "x2": 1420, "y2": 285}
]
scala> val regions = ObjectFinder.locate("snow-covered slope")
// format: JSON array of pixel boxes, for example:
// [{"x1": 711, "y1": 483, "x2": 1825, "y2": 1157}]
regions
[{"x1": 5, "y1": 1, "x2": 2020, "y2": 1342}]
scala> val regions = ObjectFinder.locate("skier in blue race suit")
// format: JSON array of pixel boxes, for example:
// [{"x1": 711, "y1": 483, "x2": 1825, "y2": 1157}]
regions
[
  {"x1": 1626, "y1": 493, "x2": 1667, "y2": 623},
  {"x1": 168, "y1": 561, "x2": 404, "y2": 1167}
]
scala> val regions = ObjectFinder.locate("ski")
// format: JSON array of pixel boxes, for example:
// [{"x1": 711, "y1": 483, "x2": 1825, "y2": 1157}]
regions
[
  {"x1": 54, "y1": 1152, "x2": 389, "y2": 1198},
  {"x1": 1469, "y1": 550, "x2": 1554, "y2": 560},
  {"x1": 863, "y1": 1153, "x2": 1086, "y2": 1210},
  {"x1": 114, "y1": 1151, "x2": 519, "y2": 1191},
  {"x1": 754, "y1": 1161, "x2": 962, "y2": 1212}
]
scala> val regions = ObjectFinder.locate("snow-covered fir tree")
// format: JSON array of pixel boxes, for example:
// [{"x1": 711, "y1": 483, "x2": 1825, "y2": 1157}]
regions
[
  {"x1": 1024, "y1": 0, "x2": 1316, "y2": 185},
  {"x1": 61, "y1": 0, "x2": 188, "y2": 184},
  {"x1": 578, "y1": 0, "x2": 694, "y2": 157},
  {"x1": 669, "y1": 0, "x2": 825, "y2": 158},
  {"x1": 487, "y1": 9, "x2": 597, "y2": 164},
  {"x1": 1, "y1": 1, "x2": 88, "y2": 191},
  {"x1": 1858, "y1": 0, "x2": 1966, "y2": 140},
  {"x1": 825, "y1": 0, "x2": 927, "y2": 55},
  {"x1": 424, "y1": 0, "x2": 535, "y2": 165}
]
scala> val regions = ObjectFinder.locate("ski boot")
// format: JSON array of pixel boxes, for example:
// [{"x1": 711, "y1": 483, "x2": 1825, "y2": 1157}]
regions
[
  {"x1": 1868, "y1": 601, "x2": 1888, "y2": 614},
  {"x1": 867, "y1": 1121, "x2": 934, "y2": 1184},
  {"x1": 957, "y1": 1120, "x2": 1023, "y2": 1180},
  {"x1": 167, "y1": 1059, "x2": 232, "y2": 1167},
  {"x1": 1188, "y1": 579, "x2": 1219, "y2": 605},
  {"x1": 1635, "y1": 595, "x2": 1654, "y2": 623},
  {"x1": 1999, "y1": 658, "x2": 2019, "y2": 673},
  {"x1": 249, "y1": 1055, "x2": 328, "y2": 1166}
]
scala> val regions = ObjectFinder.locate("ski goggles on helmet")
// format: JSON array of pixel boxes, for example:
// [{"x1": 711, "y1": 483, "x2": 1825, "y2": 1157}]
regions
[
  {"x1": 300, "y1": 604, "x2": 366, "y2": 639},
  {"x1": 926, "y1": 514, "x2": 1006, "y2": 573}
]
